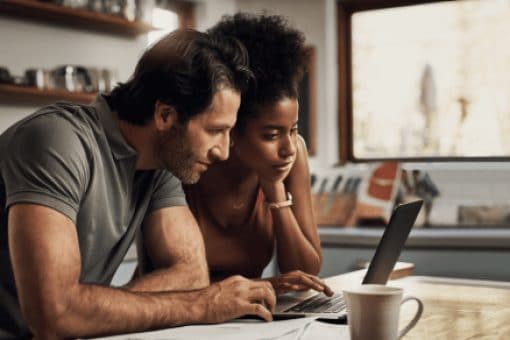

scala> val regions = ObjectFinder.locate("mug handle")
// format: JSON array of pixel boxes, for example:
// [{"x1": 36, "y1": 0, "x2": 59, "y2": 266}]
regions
[{"x1": 398, "y1": 296, "x2": 424, "y2": 339}]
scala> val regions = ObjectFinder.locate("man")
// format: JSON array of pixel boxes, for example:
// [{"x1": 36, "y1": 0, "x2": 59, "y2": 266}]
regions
[{"x1": 0, "y1": 29, "x2": 275, "y2": 339}]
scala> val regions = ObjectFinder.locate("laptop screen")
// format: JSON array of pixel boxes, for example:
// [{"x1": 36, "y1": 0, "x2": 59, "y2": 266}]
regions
[{"x1": 362, "y1": 200, "x2": 423, "y2": 284}]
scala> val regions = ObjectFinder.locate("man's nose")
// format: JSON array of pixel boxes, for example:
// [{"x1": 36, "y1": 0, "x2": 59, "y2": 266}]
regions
[{"x1": 210, "y1": 135, "x2": 230, "y2": 162}]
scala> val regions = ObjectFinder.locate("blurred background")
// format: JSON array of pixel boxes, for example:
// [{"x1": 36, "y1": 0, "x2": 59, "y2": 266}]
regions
[{"x1": 1, "y1": 0, "x2": 509, "y2": 283}]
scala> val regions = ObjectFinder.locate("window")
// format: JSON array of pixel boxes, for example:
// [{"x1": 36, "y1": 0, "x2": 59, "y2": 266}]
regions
[
  {"x1": 147, "y1": 0, "x2": 194, "y2": 46},
  {"x1": 148, "y1": 7, "x2": 179, "y2": 45},
  {"x1": 338, "y1": 0, "x2": 510, "y2": 162}
]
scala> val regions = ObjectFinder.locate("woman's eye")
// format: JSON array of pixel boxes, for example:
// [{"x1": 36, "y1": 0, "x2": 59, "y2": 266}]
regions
[{"x1": 263, "y1": 133, "x2": 279, "y2": 140}]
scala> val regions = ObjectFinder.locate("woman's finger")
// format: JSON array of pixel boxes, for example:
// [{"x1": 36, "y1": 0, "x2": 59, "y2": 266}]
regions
[
  {"x1": 292, "y1": 275, "x2": 325, "y2": 292},
  {"x1": 302, "y1": 275, "x2": 335, "y2": 296}
]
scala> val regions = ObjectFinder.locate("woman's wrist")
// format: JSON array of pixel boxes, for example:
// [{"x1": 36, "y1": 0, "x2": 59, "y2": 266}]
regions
[{"x1": 266, "y1": 192, "x2": 293, "y2": 210}]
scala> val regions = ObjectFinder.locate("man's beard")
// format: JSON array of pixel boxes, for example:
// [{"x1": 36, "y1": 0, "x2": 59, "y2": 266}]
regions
[{"x1": 157, "y1": 126, "x2": 201, "y2": 184}]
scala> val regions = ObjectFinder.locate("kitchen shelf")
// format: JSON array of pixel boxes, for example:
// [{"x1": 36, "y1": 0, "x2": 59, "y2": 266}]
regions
[
  {"x1": 0, "y1": 84, "x2": 96, "y2": 105},
  {"x1": 0, "y1": 0, "x2": 155, "y2": 36}
]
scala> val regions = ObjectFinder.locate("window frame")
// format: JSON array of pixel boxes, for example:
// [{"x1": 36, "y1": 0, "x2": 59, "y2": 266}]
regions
[
  {"x1": 298, "y1": 46, "x2": 318, "y2": 156},
  {"x1": 337, "y1": 0, "x2": 508, "y2": 163}
]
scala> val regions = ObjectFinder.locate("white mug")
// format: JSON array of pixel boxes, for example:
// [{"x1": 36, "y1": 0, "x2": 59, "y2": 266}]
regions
[{"x1": 343, "y1": 284, "x2": 423, "y2": 340}]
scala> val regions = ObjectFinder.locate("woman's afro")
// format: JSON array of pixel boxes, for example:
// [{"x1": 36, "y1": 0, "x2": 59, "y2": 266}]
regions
[{"x1": 208, "y1": 13, "x2": 309, "y2": 112}]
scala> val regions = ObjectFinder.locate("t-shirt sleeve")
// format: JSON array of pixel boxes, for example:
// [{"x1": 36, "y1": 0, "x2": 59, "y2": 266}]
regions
[
  {"x1": 2, "y1": 114, "x2": 89, "y2": 223},
  {"x1": 146, "y1": 170, "x2": 188, "y2": 214}
]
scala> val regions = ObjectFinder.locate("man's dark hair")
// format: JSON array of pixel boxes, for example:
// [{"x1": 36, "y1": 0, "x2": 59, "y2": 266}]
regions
[
  {"x1": 107, "y1": 29, "x2": 253, "y2": 125},
  {"x1": 207, "y1": 13, "x2": 310, "y2": 131}
]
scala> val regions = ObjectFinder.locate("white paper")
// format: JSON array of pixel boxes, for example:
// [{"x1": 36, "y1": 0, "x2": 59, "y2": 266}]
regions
[
  {"x1": 299, "y1": 321, "x2": 350, "y2": 340},
  {"x1": 96, "y1": 317, "x2": 318, "y2": 340}
]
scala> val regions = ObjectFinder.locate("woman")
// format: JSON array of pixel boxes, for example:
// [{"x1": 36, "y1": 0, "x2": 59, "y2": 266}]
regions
[{"x1": 184, "y1": 13, "x2": 331, "y2": 295}]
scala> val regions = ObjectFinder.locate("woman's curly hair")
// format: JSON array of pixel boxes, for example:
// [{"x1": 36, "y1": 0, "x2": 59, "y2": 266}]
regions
[{"x1": 208, "y1": 13, "x2": 310, "y2": 131}]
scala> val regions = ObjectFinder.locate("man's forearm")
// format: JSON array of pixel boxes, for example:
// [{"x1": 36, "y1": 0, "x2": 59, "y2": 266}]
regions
[
  {"x1": 41, "y1": 283, "x2": 206, "y2": 339},
  {"x1": 33, "y1": 276, "x2": 277, "y2": 339},
  {"x1": 125, "y1": 260, "x2": 209, "y2": 292}
]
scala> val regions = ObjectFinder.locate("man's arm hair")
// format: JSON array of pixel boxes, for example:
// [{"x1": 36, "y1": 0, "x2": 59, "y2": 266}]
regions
[
  {"x1": 8, "y1": 204, "x2": 205, "y2": 338},
  {"x1": 9, "y1": 204, "x2": 276, "y2": 339},
  {"x1": 126, "y1": 206, "x2": 209, "y2": 292}
]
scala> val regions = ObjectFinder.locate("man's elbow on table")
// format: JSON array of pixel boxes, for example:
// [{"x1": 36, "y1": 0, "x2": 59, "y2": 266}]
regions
[{"x1": 20, "y1": 295, "x2": 72, "y2": 339}]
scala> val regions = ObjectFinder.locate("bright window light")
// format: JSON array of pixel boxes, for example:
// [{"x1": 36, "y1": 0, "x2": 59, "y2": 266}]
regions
[
  {"x1": 350, "y1": 0, "x2": 510, "y2": 159},
  {"x1": 148, "y1": 8, "x2": 179, "y2": 46}
]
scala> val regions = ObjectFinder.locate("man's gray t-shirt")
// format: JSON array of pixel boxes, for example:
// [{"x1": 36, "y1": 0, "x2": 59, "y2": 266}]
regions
[{"x1": 0, "y1": 96, "x2": 187, "y2": 338}]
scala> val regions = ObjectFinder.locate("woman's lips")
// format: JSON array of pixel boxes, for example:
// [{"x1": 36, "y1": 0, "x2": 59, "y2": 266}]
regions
[{"x1": 273, "y1": 162, "x2": 292, "y2": 171}]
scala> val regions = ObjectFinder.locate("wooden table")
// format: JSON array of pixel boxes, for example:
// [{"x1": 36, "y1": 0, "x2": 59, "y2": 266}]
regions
[
  {"x1": 99, "y1": 271, "x2": 510, "y2": 339},
  {"x1": 325, "y1": 271, "x2": 510, "y2": 339}
]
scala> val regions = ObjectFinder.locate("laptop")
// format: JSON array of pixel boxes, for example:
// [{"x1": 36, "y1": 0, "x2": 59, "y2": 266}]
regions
[{"x1": 273, "y1": 200, "x2": 423, "y2": 320}]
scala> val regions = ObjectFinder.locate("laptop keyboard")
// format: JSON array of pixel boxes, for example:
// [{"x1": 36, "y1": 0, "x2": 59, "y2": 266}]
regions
[{"x1": 284, "y1": 293, "x2": 346, "y2": 313}]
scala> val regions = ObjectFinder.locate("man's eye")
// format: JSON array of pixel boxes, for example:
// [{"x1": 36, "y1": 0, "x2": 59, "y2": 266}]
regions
[
  {"x1": 209, "y1": 129, "x2": 225, "y2": 135},
  {"x1": 291, "y1": 127, "x2": 298, "y2": 135}
]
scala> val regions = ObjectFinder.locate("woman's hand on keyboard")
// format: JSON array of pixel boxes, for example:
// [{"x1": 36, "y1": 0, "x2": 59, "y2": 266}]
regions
[{"x1": 264, "y1": 270, "x2": 334, "y2": 296}]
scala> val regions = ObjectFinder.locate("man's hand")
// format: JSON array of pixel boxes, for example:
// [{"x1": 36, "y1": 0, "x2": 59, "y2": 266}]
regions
[
  {"x1": 200, "y1": 276, "x2": 276, "y2": 323},
  {"x1": 265, "y1": 270, "x2": 335, "y2": 296}
]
